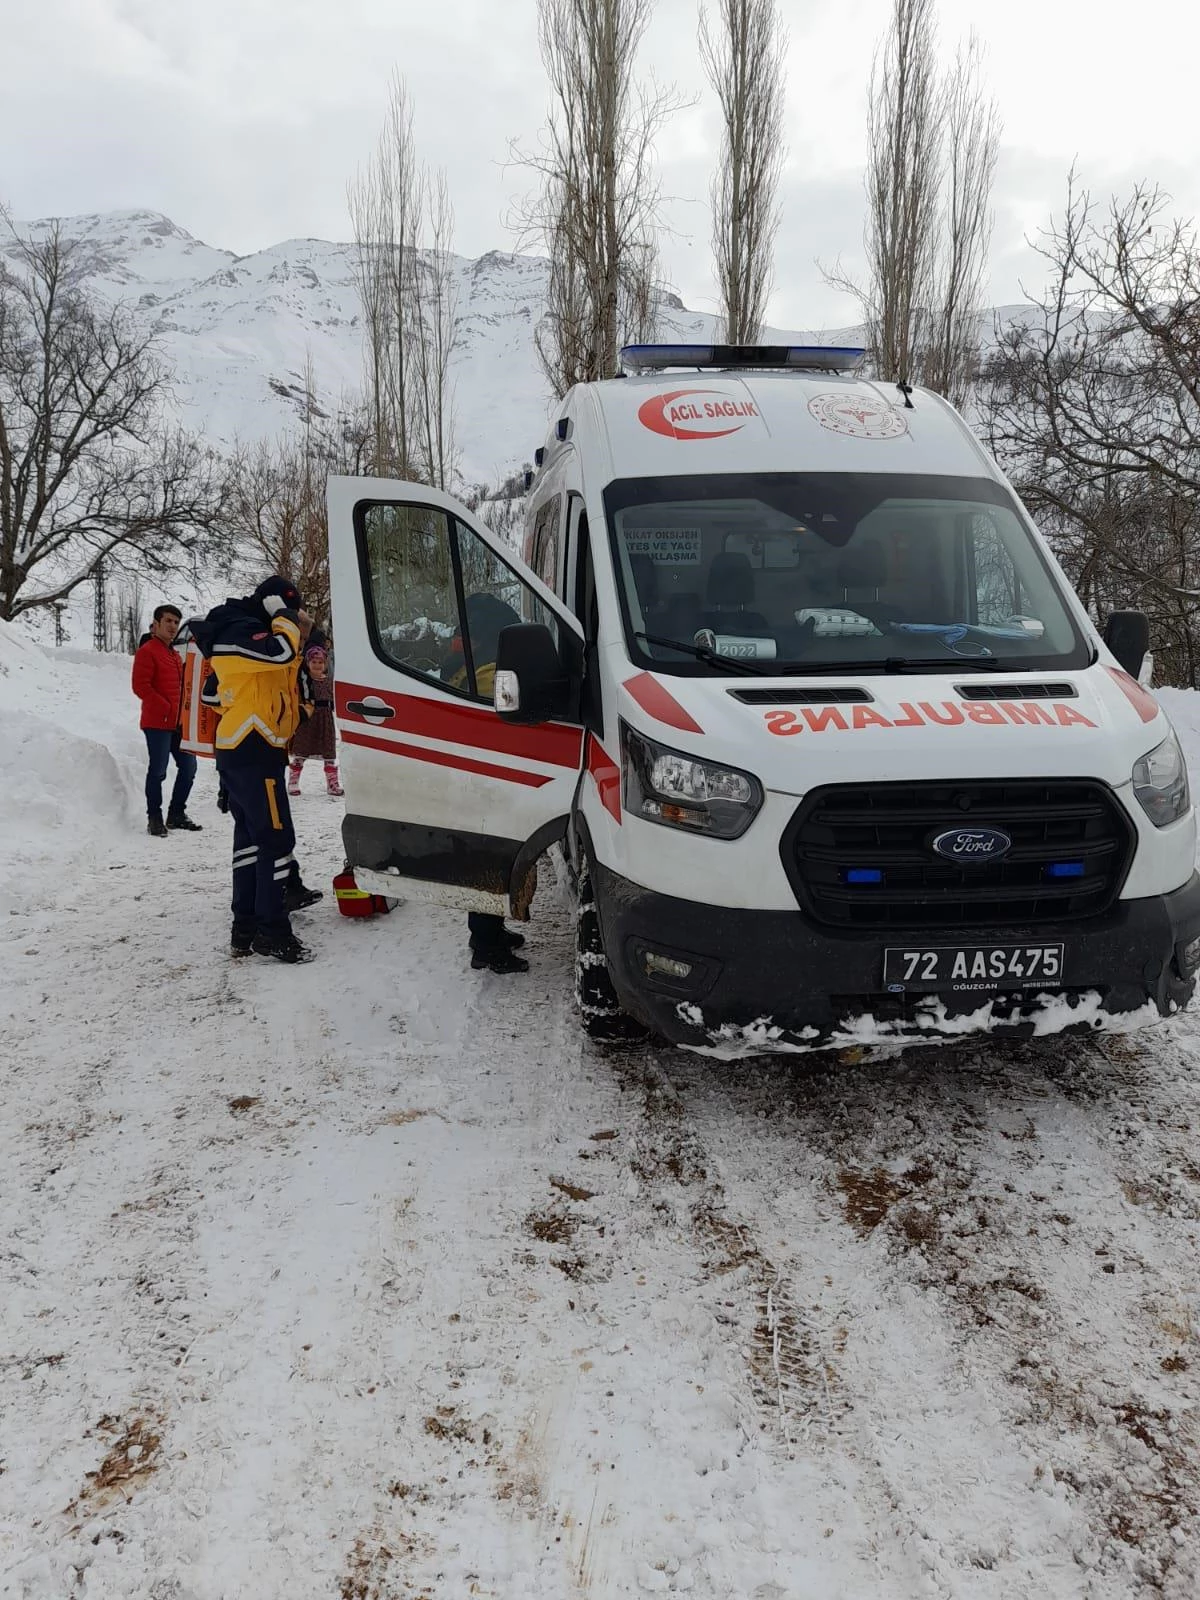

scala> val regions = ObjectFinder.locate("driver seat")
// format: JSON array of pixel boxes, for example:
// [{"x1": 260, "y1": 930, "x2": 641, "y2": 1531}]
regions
[
  {"x1": 701, "y1": 552, "x2": 770, "y2": 635},
  {"x1": 835, "y1": 539, "x2": 889, "y2": 601}
]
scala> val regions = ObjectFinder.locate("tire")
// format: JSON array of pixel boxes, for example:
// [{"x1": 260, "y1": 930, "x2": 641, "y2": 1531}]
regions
[{"x1": 575, "y1": 853, "x2": 648, "y2": 1044}]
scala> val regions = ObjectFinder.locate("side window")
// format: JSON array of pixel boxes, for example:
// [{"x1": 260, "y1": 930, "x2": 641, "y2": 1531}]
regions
[
  {"x1": 971, "y1": 517, "x2": 1022, "y2": 624},
  {"x1": 455, "y1": 518, "x2": 559, "y2": 701},
  {"x1": 531, "y1": 497, "x2": 561, "y2": 593},
  {"x1": 362, "y1": 501, "x2": 558, "y2": 705},
  {"x1": 363, "y1": 502, "x2": 458, "y2": 680}
]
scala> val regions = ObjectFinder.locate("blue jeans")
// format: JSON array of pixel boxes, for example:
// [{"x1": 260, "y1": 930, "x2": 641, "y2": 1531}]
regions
[{"x1": 144, "y1": 728, "x2": 197, "y2": 819}]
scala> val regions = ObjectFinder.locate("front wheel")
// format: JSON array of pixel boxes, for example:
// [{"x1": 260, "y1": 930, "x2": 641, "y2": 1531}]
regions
[{"x1": 574, "y1": 854, "x2": 648, "y2": 1045}]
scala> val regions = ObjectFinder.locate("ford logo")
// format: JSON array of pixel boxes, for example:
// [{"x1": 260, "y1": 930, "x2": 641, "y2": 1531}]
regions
[{"x1": 931, "y1": 826, "x2": 1013, "y2": 862}]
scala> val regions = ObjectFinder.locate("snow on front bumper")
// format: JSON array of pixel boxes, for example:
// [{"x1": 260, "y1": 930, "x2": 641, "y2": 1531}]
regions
[{"x1": 676, "y1": 991, "x2": 1167, "y2": 1061}]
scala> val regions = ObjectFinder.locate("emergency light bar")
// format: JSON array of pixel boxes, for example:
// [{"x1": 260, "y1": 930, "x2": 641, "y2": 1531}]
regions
[{"x1": 620, "y1": 343, "x2": 866, "y2": 375}]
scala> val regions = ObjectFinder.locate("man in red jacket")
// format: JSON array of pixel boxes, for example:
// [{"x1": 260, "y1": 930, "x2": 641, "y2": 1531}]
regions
[{"x1": 131, "y1": 604, "x2": 202, "y2": 837}]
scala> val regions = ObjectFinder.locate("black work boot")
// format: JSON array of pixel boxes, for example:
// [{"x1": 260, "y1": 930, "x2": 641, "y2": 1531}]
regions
[
  {"x1": 470, "y1": 943, "x2": 529, "y2": 975},
  {"x1": 284, "y1": 881, "x2": 324, "y2": 912},
  {"x1": 230, "y1": 926, "x2": 255, "y2": 958},
  {"x1": 147, "y1": 812, "x2": 168, "y2": 837},
  {"x1": 167, "y1": 811, "x2": 203, "y2": 832},
  {"x1": 251, "y1": 930, "x2": 313, "y2": 964}
]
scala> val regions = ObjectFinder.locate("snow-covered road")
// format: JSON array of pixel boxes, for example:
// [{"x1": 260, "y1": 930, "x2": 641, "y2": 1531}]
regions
[{"x1": 3, "y1": 630, "x2": 1200, "y2": 1599}]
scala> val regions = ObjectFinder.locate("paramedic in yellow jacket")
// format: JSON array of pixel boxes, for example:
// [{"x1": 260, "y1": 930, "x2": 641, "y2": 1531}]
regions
[{"x1": 192, "y1": 576, "x2": 313, "y2": 964}]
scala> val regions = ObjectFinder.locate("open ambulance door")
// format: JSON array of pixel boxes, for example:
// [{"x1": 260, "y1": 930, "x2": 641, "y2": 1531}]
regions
[{"x1": 327, "y1": 476, "x2": 586, "y2": 918}]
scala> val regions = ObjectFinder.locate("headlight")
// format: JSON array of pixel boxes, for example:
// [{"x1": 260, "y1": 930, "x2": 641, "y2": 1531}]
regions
[
  {"x1": 621, "y1": 723, "x2": 763, "y2": 840},
  {"x1": 1132, "y1": 732, "x2": 1191, "y2": 827}
]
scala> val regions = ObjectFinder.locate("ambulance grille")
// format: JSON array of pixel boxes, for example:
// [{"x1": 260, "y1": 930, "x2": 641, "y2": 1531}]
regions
[{"x1": 784, "y1": 778, "x2": 1135, "y2": 929}]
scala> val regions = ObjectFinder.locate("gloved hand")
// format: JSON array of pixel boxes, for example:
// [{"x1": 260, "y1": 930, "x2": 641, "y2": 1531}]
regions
[{"x1": 216, "y1": 784, "x2": 230, "y2": 814}]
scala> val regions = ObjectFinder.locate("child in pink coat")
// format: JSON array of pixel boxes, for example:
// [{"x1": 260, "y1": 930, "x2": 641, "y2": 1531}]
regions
[{"x1": 287, "y1": 641, "x2": 342, "y2": 796}]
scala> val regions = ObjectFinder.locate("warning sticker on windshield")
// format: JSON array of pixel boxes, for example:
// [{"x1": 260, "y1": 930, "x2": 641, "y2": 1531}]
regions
[
  {"x1": 808, "y1": 393, "x2": 908, "y2": 439},
  {"x1": 624, "y1": 527, "x2": 703, "y2": 565}
]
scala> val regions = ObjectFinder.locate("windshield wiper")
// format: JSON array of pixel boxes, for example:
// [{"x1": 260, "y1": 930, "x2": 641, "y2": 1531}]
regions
[
  {"x1": 634, "y1": 630, "x2": 773, "y2": 676},
  {"x1": 879, "y1": 655, "x2": 1012, "y2": 673}
]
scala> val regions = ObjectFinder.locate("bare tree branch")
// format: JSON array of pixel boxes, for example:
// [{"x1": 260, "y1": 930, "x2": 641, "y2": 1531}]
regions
[
  {"x1": 224, "y1": 401, "x2": 370, "y2": 627},
  {"x1": 0, "y1": 215, "x2": 225, "y2": 622},
  {"x1": 979, "y1": 178, "x2": 1200, "y2": 683}
]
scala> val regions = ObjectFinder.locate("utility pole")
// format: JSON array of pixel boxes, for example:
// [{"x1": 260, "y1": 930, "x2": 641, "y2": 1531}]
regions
[
  {"x1": 53, "y1": 599, "x2": 69, "y2": 647},
  {"x1": 93, "y1": 558, "x2": 107, "y2": 652}
]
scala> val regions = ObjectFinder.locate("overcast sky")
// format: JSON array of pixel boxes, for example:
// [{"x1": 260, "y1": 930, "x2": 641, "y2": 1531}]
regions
[{"x1": 5, "y1": 0, "x2": 1200, "y2": 329}]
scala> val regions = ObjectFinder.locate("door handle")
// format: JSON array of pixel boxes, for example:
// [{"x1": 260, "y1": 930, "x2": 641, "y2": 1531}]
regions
[{"x1": 346, "y1": 699, "x2": 396, "y2": 722}]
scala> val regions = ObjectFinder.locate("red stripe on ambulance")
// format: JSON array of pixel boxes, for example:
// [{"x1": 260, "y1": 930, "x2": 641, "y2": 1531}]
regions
[
  {"x1": 587, "y1": 735, "x2": 621, "y2": 822},
  {"x1": 340, "y1": 729, "x2": 551, "y2": 788},
  {"x1": 1105, "y1": 666, "x2": 1159, "y2": 724},
  {"x1": 337, "y1": 682, "x2": 584, "y2": 766},
  {"x1": 622, "y1": 672, "x2": 704, "y2": 734}
]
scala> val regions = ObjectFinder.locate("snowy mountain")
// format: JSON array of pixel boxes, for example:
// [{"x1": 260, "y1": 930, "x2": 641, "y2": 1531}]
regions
[{"x1": 5, "y1": 209, "x2": 841, "y2": 491}]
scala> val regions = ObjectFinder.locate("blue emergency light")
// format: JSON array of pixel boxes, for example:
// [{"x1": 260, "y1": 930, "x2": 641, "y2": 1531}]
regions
[
  {"x1": 1045, "y1": 861, "x2": 1086, "y2": 879},
  {"x1": 620, "y1": 343, "x2": 866, "y2": 375},
  {"x1": 845, "y1": 868, "x2": 884, "y2": 885}
]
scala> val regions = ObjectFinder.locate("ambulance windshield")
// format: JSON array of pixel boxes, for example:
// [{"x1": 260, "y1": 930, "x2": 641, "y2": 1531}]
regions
[{"x1": 603, "y1": 472, "x2": 1090, "y2": 675}]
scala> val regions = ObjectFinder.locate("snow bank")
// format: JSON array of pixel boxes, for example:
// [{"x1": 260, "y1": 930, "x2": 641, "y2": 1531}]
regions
[
  {"x1": 1158, "y1": 684, "x2": 1200, "y2": 768},
  {"x1": 0, "y1": 623, "x2": 147, "y2": 902}
]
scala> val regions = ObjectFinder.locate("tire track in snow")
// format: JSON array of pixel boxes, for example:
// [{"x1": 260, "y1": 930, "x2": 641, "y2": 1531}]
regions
[
  {"x1": 641, "y1": 1032, "x2": 1200, "y2": 1598},
  {"x1": 593, "y1": 1047, "x2": 943, "y2": 1597}
]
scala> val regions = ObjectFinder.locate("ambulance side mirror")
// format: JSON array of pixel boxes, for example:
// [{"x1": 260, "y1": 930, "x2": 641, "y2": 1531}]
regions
[
  {"x1": 1104, "y1": 610, "x2": 1150, "y2": 679},
  {"x1": 493, "y1": 623, "x2": 572, "y2": 724}
]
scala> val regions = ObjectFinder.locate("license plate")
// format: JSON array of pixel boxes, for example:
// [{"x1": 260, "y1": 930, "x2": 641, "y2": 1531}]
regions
[{"x1": 883, "y1": 943, "x2": 1065, "y2": 992}]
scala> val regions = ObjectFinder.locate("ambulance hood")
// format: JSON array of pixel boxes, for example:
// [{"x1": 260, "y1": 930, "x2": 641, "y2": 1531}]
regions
[{"x1": 615, "y1": 663, "x2": 1168, "y2": 795}]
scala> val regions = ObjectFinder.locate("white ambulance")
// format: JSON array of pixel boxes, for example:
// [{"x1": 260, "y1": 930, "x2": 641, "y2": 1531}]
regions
[{"x1": 327, "y1": 345, "x2": 1200, "y2": 1049}]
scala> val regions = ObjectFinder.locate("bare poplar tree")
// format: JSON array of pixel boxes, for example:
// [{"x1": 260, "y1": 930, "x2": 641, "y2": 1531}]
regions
[
  {"x1": 865, "y1": 0, "x2": 941, "y2": 384},
  {"x1": 699, "y1": 0, "x2": 787, "y2": 343},
  {"x1": 409, "y1": 169, "x2": 459, "y2": 490},
  {"x1": 348, "y1": 75, "x2": 459, "y2": 485},
  {"x1": 527, "y1": 0, "x2": 674, "y2": 395},
  {"x1": 0, "y1": 217, "x2": 224, "y2": 622},
  {"x1": 113, "y1": 573, "x2": 147, "y2": 653},
  {"x1": 348, "y1": 159, "x2": 394, "y2": 476},
  {"x1": 538, "y1": 174, "x2": 594, "y2": 397},
  {"x1": 823, "y1": 0, "x2": 999, "y2": 404},
  {"x1": 921, "y1": 34, "x2": 1000, "y2": 406}
]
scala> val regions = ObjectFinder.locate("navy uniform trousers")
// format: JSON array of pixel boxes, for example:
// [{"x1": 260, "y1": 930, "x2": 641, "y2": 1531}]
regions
[{"x1": 217, "y1": 750, "x2": 297, "y2": 940}]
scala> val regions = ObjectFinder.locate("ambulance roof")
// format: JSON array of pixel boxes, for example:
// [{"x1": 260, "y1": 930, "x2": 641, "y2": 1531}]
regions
[{"x1": 570, "y1": 369, "x2": 998, "y2": 490}]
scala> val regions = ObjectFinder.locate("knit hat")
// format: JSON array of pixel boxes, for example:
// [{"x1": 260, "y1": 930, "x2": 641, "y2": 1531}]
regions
[{"x1": 252, "y1": 575, "x2": 304, "y2": 614}]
